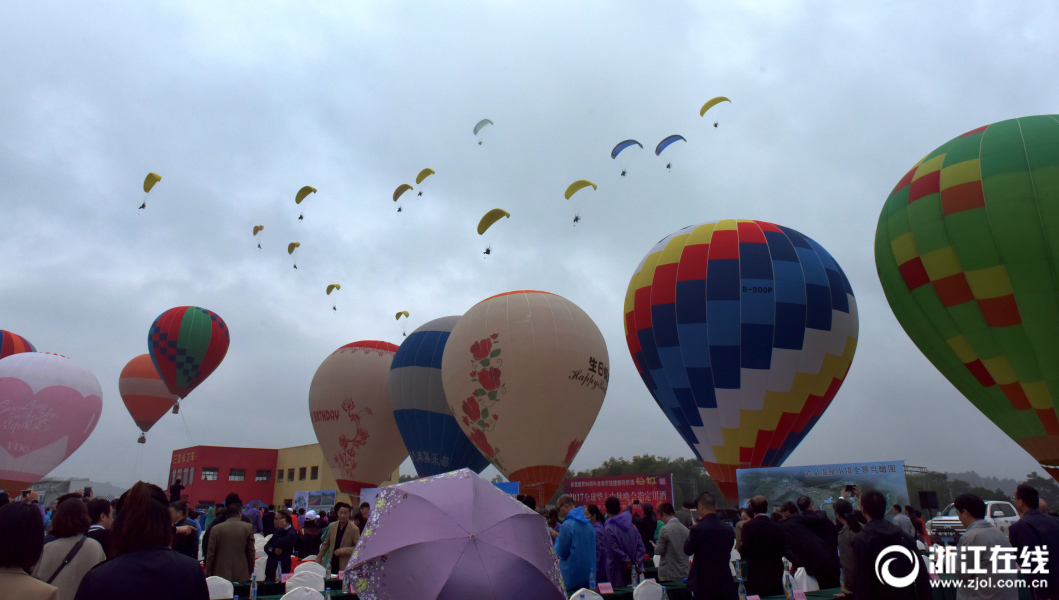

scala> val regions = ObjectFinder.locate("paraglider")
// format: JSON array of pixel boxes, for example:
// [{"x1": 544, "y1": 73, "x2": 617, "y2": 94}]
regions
[
  {"x1": 147, "y1": 306, "x2": 230, "y2": 413},
  {"x1": 699, "y1": 96, "x2": 730, "y2": 117},
  {"x1": 474, "y1": 119, "x2": 493, "y2": 136},
  {"x1": 253, "y1": 225, "x2": 264, "y2": 249},
  {"x1": 441, "y1": 290, "x2": 609, "y2": 504},
  {"x1": 390, "y1": 316, "x2": 491, "y2": 476},
  {"x1": 624, "y1": 220, "x2": 858, "y2": 501},
  {"x1": 0, "y1": 352, "x2": 103, "y2": 493},
  {"x1": 394, "y1": 184, "x2": 413, "y2": 202},
  {"x1": 655, "y1": 135, "x2": 686, "y2": 156},
  {"x1": 477, "y1": 209, "x2": 510, "y2": 235},
  {"x1": 119, "y1": 354, "x2": 178, "y2": 442},
  {"x1": 327, "y1": 284, "x2": 341, "y2": 311},
  {"x1": 573, "y1": 214, "x2": 581, "y2": 225},
  {"x1": 483, "y1": 246, "x2": 491, "y2": 256},
  {"x1": 288, "y1": 242, "x2": 300, "y2": 268},
  {"x1": 140, "y1": 172, "x2": 161, "y2": 209},
  {"x1": 875, "y1": 115, "x2": 1059, "y2": 481},
  {"x1": 564, "y1": 180, "x2": 597, "y2": 200},
  {"x1": 0, "y1": 330, "x2": 36, "y2": 360},
  {"x1": 611, "y1": 140, "x2": 643, "y2": 159},
  {"x1": 395, "y1": 311, "x2": 410, "y2": 321},
  {"x1": 295, "y1": 185, "x2": 316, "y2": 221},
  {"x1": 416, "y1": 168, "x2": 435, "y2": 184},
  {"x1": 308, "y1": 341, "x2": 409, "y2": 503}
]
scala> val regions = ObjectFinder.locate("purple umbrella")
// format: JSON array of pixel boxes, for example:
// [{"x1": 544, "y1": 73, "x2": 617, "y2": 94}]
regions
[{"x1": 344, "y1": 469, "x2": 566, "y2": 600}]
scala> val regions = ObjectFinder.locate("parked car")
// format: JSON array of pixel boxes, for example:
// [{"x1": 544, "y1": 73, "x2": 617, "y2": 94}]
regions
[{"x1": 927, "y1": 500, "x2": 1019, "y2": 544}]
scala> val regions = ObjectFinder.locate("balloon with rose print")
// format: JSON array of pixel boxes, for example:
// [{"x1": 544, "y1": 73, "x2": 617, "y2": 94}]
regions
[
  {"x1": 441, "y1": 290, "x2": 610, "y2": 504},
  {"x1": 0, "y1": 352, "x2": 103, "y2": 493},
  {"x1": 308, "y1": 341, "x2": 409, "y2": 504}
]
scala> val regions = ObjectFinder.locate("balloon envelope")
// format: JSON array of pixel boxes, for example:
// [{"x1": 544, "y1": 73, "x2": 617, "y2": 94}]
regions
[
  {"x1": 148, "y1": 306, "x2": 230, "y2": 399},
  {"x1": 0, "y1": 330, "x2": 36, "y2": 360},
  {"x1": 875, "y1": 115, "x2": 1059, "y2": 479},
  {"x1": 624, "y1": 220, "x2": 858, "y2": 501},
  {"x1": 390, "y1": 317, "x2": 491, "y2": 476},
  {"x1": 119, "y1": 354, "x2": 178, "y2": 433},
  {"x1": 308, "y1": 341, "x2": 408, "y2": 501},
  {"x1": 441, "y1": 291, "x2": 609, "y2": 504},
  {"x1": 0, "y1": 352, "x2": 103, "y2": 491}
]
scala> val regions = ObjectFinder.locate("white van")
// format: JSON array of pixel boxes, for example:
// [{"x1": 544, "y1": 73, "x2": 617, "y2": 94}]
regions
[{"x1": 927, "y1": 501, "x2": 1019, "y2": 544}]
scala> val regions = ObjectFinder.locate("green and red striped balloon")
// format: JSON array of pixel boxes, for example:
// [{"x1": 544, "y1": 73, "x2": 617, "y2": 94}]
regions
[
  {"x1": 875, "y1": 115, "x2": 1059, "y2": 479},
  {"x1": 148, "y1": 306, "x2": 230, "y2": 399}
]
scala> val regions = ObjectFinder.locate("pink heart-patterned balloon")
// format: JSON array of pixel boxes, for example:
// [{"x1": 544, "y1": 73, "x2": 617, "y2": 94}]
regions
[{"x1": 0, "y1": 353, "x2": 102, "y2": 487}]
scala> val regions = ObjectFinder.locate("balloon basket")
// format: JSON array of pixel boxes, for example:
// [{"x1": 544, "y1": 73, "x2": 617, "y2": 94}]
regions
[
  {"x1": 171, "y1": 402, "x2": 180, "y2": 414},
  {"x1": 137, "y1": 434, "x2": 146, "y2": 444}
]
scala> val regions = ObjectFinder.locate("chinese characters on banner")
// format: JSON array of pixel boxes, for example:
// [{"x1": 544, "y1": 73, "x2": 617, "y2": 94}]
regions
[{"x1": 561, "y1": 474, "x2": 674, "y2": 508}]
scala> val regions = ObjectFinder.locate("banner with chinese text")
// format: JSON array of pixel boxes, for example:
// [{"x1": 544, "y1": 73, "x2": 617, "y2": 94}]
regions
[
  {"x1": 736, "y1": 460, "x2": 909, "y2": 519},
  {"x1": 561, "y1": 474, "x2": 674, "y2": 508}
]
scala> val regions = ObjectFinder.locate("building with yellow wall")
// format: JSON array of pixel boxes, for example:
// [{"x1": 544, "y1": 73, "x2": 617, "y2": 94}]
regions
[{"x1": 273, "y1": 443, "x2": 399, "y2": 508}]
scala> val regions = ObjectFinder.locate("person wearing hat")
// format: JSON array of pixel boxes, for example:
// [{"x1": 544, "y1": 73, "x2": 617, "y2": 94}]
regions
[{"x1": 205, "y1": 493, "x2": 255, "y2": 583}]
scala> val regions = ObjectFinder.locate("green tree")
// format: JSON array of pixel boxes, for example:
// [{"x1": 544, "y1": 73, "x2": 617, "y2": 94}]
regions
[{"x1": 1023, "y1": 472, "x2": 1059, "y2": 508}]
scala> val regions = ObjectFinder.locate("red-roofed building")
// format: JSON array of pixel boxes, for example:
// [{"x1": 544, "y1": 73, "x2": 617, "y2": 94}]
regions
[{"x1": 168, "y1": 446, "x2": 277, "y2": 506}]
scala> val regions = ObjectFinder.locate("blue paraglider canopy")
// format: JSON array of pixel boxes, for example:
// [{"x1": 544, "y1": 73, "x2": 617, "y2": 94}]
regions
[
  {"x1": 655, "y1": 134, "x2": 687, "y2": 156},
  {"x1": 611, "y1": 139, "x2": 643, "y2": 159}
]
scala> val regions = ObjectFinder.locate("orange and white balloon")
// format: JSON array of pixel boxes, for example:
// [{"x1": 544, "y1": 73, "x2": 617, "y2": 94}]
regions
[
  {"x1": 0, "y1": 352, "x2": 103, "y2": 492},
  {"x1": 119, "y1": 354, "x2": 178, "y2": 435},
  {"x1": 441, "y1": 291, "x2": 609, "y2": 504},
  {"x1": 308, "y1": 341, "x2": 408, "y2": 502}
]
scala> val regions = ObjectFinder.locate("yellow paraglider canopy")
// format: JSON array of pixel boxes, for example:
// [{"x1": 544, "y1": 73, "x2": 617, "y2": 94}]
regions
[
  {"x1": 477, "y1": 209, "x2": 510, "y2": 235},
  {"x1": 288, "y1": 242, "x2": 301, "y2": 255},
  {"x1": 699, "y1": 96, "x2": 731, "y2": 117},
  {"x1": 326, "y1": 284, "x2": 341, "y2": 295},
  {"x1": 564, "y1": 180, "x2": 597, "y2": 200},
  {"x1": 143, "y1": 173, "x2": 162, "y2": 193},
  {"x1": 395, "y1": 311, "x2": 410, "y2": 320},
  {"x1": 295, "y1": 186, "x2": 317, "y2": 204},
  {"x1": 393, "y1": 184, "x2": 413, "y2": 202},
  {"x1": 253, "y1": 225, "x2": 264, "y2": 236},
  {"x1": 416, "y1": 169, "x2": 435, "y2": 184}
]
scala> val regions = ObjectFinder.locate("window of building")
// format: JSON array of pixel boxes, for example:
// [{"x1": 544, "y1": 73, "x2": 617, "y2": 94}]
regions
[
  {"x1": 299, "y1": 467, "x2": 307, "y2": 481},
  {"x1": 202, "y1": 468, "x2": 218, "y2": 481},
  {"x1": 171, "y1": 469, "x2": 177, "y2": 485},
  {"x1": 288, "y1": 468, "x2": 295, "y2": 481},
  {"x1": 256, "y1": 470, "x2": 270, "y2": 482},
  {"x1": 311, "y1": 466, "x2": 319, "y2": 480},
  {"x1": 277, "y1": 470, "x2": 284, "y2": 482},
  {"x1": 187, "y1": 467, "x2": 194, "y2": 484},
  {"x1": 229, "y1": 469, "x2": 245, "y2": 482}
]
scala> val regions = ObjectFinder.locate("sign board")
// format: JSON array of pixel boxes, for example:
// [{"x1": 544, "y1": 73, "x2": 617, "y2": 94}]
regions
[
  {"x1": 293, "y1": 490, "x2": 338, "y2": 511},
  {"x1": 292, "y1": 491, "x2": 309, "y2": 512},
  {"x1": 736, "y1": 460, "x2": 909, "y2": 519},
  {"x1": 560, "y1": 474, "x2": 674, "y2": 508}
]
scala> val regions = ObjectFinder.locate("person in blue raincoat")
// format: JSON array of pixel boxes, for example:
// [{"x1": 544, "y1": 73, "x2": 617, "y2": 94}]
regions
[
  {"x1": 554, "y1": 495, "x2": 597, "y2": 592},
  {"x1": 586, "y1": 504, "x2": 608, "y2": 584}
]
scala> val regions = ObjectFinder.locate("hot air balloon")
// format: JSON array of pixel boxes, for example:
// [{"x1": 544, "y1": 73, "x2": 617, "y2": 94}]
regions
[
  {"x1": 308, "y1": 341, "x2": 409, "y2": 503},
  {"x1": 394, "y1": 184, "x2": 413, "y2": 202},
  {"x1": 564, "y1": 180, "x2": 597, "y2": 200},
  {"x1": 875, "y1": 115, "x2": 1059, "y2": 480},
  {"x1": 0, "y1": 330, "x2": 36, "y2": 360},
  {"x1": 441, "y1": 291, "x2": 609, "y2": 504},
  {"x1": 611, "y1": 140, "x2": 643, "y2": 159},
  {"x1": 148, "y1": 307, "x2": 230, "y2": 413},
  {"x1": 390, "y1": 316, "x2": 490, "y2": 476},
  {"x1": 119, "y1": 354, "x2": 178, "y2": 441},
  {"x1": 624, "y1": 220, "x2": 858, "y2": 501},
  {"x1": 655, "y1": 135, "x2": 687, "y2": 156},
  {"x1": 0, "y1": 352, "x2": 103, "y2": 492},
  {"x1": 477, "y1": 209, "x2": 510, "y2": 235}
]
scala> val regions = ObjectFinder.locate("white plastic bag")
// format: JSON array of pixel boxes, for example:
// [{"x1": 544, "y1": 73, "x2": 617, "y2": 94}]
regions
[{"x1": 792, "y1": 567, "x2": 820, "y2": 591}]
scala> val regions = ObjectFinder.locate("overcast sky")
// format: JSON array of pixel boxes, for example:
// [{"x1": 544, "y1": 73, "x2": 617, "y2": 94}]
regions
[{"x1": 3, "y1": 1, "x2": 1057, "y2": 489}]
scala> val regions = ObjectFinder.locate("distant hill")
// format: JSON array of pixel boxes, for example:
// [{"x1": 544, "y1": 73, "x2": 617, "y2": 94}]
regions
[{"x1": 945, "y1": 471, "x2": 1019, "y2": 496}]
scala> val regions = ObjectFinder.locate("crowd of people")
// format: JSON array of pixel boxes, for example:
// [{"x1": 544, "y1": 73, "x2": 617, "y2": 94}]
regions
[
  {"x1": 4, "y1": 479, "x2": 1059, "y2": 599},
  {"x1": 0, "y1": 483, "x2": 378, "y2": 600}
]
